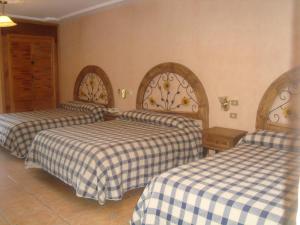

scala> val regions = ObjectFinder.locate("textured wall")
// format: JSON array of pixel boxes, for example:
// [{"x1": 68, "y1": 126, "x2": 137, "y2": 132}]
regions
[
  {"x1": 294, "y1": 0, "x2": 300, "y2": 65},
  {"x1": 58, "y1": 0, "x2": 297, "y2": 131},
  {"x1": 0, "y1": 34, "x2": 3, "y2": 113}
]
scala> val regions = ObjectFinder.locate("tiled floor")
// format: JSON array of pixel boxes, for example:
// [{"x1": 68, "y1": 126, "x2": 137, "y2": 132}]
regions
[{"x1": 0, "y1": 149, "x2": 143, "y2": 225}]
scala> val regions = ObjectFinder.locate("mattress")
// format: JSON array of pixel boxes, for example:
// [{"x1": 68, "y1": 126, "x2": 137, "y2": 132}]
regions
[
  {"x1": 0, "y1": 101, "x2": 105, "y2": 158},
  {"x1": 26, "y1": 110, "x2": 203, "y2": 204},
  {"x1": 131, "y1": 130, "x2": 300, "y2": 225}
]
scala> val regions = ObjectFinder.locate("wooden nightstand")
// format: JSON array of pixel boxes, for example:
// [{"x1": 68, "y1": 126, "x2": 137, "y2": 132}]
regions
[
  {"x1": 103, "y1": 112, "x2": 119, "y2": 121},
  {"x1": 202, "y1": 127, "x2": 247, "y2": 156}
]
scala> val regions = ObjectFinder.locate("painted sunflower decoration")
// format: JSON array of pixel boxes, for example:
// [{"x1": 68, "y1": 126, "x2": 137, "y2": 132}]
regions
[
  {"x1": 149, "y1": 97, "x2": 156, "y2": 106},
  {"x1": 89, "y1": 76, "x2": 94, "y2": 87},
  {"x1": 80, "y1": 89, "x2": 87, "y2": 98},
  {"x1": 181, "y1": 97, "x2": 190, "y2": 106},
  {"x1": 282, "y1": 106, "x2": 292, "y2": 118},
  {"x1": 99, "y1": 93, "x2": 106, "y2": 100},
  {"x1": 163, "y1": 80, "x2": 170, "y2": 91}
]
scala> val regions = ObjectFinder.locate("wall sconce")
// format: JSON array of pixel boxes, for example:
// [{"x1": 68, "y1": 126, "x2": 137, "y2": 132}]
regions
[
  {"x1": 218, "y1": 96, "x2": 230, "y2": 111},
  {"x1": 118, "y1": 88, "x2": 129, "y2": 99}
]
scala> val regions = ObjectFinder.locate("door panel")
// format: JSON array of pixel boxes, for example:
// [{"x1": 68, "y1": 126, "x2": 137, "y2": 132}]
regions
[
  {"x1": 9, "y1": 37, "x2": 33, "y2": 111},
  {"x1": 31, "y1": 39, "x2": 56, "y2": 110},
  {"x1": 6, "y1": 35, "x2": 57, "y2": 112}
]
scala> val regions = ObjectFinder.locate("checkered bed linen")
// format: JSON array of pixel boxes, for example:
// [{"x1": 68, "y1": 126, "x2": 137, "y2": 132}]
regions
[
  {"x1": 131, "y1": 132, "x2": 300, "y2": 225},
  {"x1": 241, "y1": 129, "x2": 300, "y2": 151},
  {"x1": 26, "y1": 111, "x2": 202, "y2": 205},
  {"x1": 0, "y1": 101, "x2": 105, "y2": 158}
]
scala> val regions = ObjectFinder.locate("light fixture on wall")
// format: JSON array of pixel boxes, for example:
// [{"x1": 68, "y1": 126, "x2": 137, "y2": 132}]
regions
[
  {"x1": 218, "y1": 96, "x2": 230, "y2": 111},
  {"x1": 118, "y1": 88, "x2": 129, "y2": 99},
  {"x1": 0, "y1": 1, "x2": 17, "y2": 27}
]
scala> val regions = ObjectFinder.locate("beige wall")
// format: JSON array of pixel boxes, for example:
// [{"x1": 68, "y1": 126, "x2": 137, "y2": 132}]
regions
[
  {"x1": 294, "y1": 0, "x2": 300, "y2": 65},
  {"x1": 0, "y1": 33, "x2": 4, "y2": 113},
  {"x1": 59, "y1": 0, "x2": 298, "y2": 131}
]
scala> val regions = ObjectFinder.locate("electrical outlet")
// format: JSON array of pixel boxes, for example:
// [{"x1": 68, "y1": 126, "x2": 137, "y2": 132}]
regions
[
  {"x1": 230, "y1": 113, "x2": 238, "y2": 119},
  {"x1": 231, "y1": 100, "x2": 239, "y2": 106}
]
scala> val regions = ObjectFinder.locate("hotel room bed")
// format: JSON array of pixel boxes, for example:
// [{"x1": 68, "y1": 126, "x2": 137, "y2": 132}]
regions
[
  {"x1": 0, "y1": 101, "x2": 106, "y2": 158},
  {"x1": 26, "y1": 62, "x2": 209, "y2": 204},
  {"x1": 0, "y1": 65, "x2": 114, "y2": 158},
  {"x1": 131, "y1": 131, "x2": 299, "y2": 225},
  {"x1": 131, "y1": 67, "x2": 300, "y2": 225},
  {"x1": 25, "y1": 110, "x2": 203, "y2": 204}
]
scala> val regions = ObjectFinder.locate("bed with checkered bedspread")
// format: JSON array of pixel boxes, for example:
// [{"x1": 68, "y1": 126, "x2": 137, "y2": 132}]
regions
[
  {"x1": 25, "y1": 110, "x2": 203, "y2": 205},
  {"x1": 0, "y1": 101, "x2": 105, "y2": 158},
  {"x1": 131, "y1": 130, "x2": 300, "y2": 225}
]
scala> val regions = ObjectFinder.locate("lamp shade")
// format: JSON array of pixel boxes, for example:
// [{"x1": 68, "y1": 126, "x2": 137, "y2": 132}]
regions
[{"x1": 0, "y1": 15, "x2": 16, "y2": 27}]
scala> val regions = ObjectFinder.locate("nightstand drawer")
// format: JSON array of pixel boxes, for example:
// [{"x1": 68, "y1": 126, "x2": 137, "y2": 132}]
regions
[
  {"x1": 202, "y1": 127, "x2": 247, "y2": 153},
  {"x1": 203, "y1": 135, "x2": 231, "y2": 150},
  {"x1": 104, "y1": 115, "x2": 117, "y2": 121},
  {"x1": 202, "y1": 127, "x2": 247, "y2": 156},
  {"x1": 103, "y1": 113, "x2": 119, "y2": 121}
]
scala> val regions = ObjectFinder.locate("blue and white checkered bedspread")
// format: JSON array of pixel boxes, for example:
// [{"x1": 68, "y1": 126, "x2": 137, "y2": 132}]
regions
[
  {"x1": 0, "y1": 101, "x2": 105, "y2": 158},
  {"x1": 26, "y1": 111, "x2": 203, "y2": 205},
  {"x1": 131, "y1": 132, "x2": 299, "y2": 225}
]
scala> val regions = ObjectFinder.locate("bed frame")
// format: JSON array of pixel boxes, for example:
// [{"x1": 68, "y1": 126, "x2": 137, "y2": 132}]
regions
[
  {"x1": 256, "y1": 67, "x2": 300, "y2": 132},
  {"x1": 136, "y1": 62, "x2": 209, "y2": 129},
  {"x1": 73, "y1": 65, "x2": 114, "y2": 107}
]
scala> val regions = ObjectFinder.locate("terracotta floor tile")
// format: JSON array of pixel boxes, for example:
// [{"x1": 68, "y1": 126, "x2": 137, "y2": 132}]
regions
[
  {"x1": 0, "y1": 187, "x2": 33, "y2": 209},
  {"x1": 51, "y1": 219, "x2": 71, "y2": 225},
  {"x1": 66, "y1": 208, "x2": 115, "y2": 225},
  {"x1": 0, "y1": 176, "x2": 16, "y2": 191},
  {"x1": 0, "y1": 150, "x2": 143, "y2": 225},
  {"x1": 32, "y1": 181, "x2": 100, "y2": 218},
  {"x1": 2, "y1": 194, "x2": 47, "y2": 215},
  {"x1": 5, "y1": 208, "x2": 61, "y2": 225},
  {"x1": 0, "y1": 213, "x2": 9, "y2": 225}
]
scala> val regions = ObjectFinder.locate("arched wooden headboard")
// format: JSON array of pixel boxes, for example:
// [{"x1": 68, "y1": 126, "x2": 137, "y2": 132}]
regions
[
  {"x1": 136, "y1": 62, "x2": 209, "y2": 129},
  {"x1": 256, "y1": 67, "x2": 300, "y2": 132},
  {"x1": 73, "y1": 65, "x2": 114, "y2": 107}
]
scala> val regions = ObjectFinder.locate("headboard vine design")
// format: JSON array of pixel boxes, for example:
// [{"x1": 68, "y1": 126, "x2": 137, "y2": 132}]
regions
[
  {"x1": 256, "y1": 67, "x2": 300, "y2": 132},
  {"x1": 137, "y1": 62, "x2": 209, "y2": 129},
  {"x1": 73, "y1": 65, "x2": 114, "y2": 107}
]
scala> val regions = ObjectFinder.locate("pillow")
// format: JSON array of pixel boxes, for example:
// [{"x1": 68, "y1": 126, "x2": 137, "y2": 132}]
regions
[
  {"x1": 59, "y1": 101, "x2": 106, "y2": 121},
  {"x1": 240, "y1": 130, "x2": 300, "y2": 151},
  {"x1": 119, "y1": 110, "x2": 200, "y2": 129},
  {"x1": 60, "y1": 101, "x2": 105, "y2": 110},
  {"x1": 191, "y1": 119, "x2": 203, "y2": 130}
]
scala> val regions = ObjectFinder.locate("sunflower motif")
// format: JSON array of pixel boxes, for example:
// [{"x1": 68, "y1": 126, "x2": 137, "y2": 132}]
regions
[
  {"x1": 89, "y1": 77, "x2": 94, "y2": 87},
  {"x1": 282, "y1": 106, "x2": 292, "y2": 118},
  {"x1": 163, "y1": 81, "x2": 170, "y2": 91},
  {"x1": 149, "y1": 97, "x2": 156, "y2": 106},
  {"x1": 181, "y1": 97, "x2": 190, "y2": 106},
  {"x1": 99, "y1": 93, "x2": 106, "y2": 99},
  {"x1": 80, "y1": 89, "x2": 87, "y2": 98}
]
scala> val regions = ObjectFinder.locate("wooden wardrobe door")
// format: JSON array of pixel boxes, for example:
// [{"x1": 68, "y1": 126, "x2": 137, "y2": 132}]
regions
[
  {"x1": 8, "y1": 36, "x2": 34, "y2": 112},
  {"x1": 31, "y1": 38, "x2": 56, "y2": 110},
  {"x1": 6, "y1": 35, "x2": 57, "y2": 112}
]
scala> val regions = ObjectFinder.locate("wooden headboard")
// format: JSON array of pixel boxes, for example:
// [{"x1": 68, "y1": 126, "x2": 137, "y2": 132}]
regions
[
  {"x1": 256, "y1": 67, "x2": 300, "y2": 132},
  {"x1": 73, "y1": 65, "x2": 114, "y2": 107},
  {"x1": 136, "y1": 62, "x2": 209, "y2": 129}
]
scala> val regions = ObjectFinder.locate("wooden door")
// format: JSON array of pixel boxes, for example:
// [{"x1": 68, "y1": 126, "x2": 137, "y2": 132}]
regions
[
  {"x1": 31, "y1": 38, "x2": 56, "y2": 110},
  {"x1": 8, "y1": 36, "x2": 34, "y2": 112},
  {"x1": 6, "y1": 35, "x2": 57, "y2": 112}
]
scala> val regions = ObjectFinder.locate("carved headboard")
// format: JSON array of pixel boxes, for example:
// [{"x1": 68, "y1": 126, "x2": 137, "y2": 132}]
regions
[
  {"x1": 136, "y1": 62, "x2": 209, "y2": 129},
  {"x1": 256, "y1": 67, "x2": 300, "y2": 132},
  {"x1": 73, "y1": 65, "x2": 114, "y2": 107}
]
